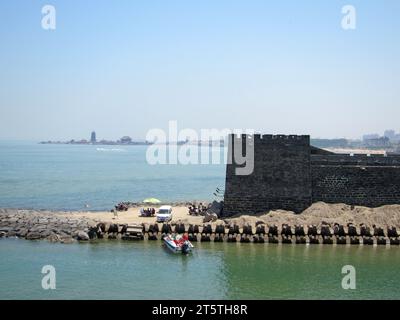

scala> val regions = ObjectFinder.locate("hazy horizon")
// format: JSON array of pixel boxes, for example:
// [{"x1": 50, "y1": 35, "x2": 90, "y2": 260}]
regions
[{"x1": 1, "y1": 0, "x2": 399, "y2": 141}]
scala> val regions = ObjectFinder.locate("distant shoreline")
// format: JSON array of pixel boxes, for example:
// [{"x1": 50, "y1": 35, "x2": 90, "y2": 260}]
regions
[
  {"x1": 38, "y1": 140, "x2": 225, "y2": 147},
  {"x1": 39, "y1": 141, "x2": 153, "y2": 146}
]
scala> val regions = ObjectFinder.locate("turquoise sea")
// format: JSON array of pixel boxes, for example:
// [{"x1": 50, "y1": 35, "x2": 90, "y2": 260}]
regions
[
  {"x1": 1, "y1": 238, "x2": 400, "y2": 300},
  {"x1": 0, "y1": 141, "x2": 225, "y2": 210},
  {"x1": 1, "y1": 141, "x2": 400, "y2": 300}
]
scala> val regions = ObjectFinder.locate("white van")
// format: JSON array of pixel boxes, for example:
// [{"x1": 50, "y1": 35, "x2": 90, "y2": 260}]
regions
[{"x1": 156, "y1": 205, "x2": 172, "y2": 222}]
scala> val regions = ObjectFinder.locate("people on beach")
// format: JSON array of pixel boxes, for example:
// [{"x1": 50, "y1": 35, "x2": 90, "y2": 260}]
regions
[
  {"x1": 140, "y1": 207, "x2": 156, "y2": 217},
  {"x1": 111, "y1": 209, "x2": 118, "y2": 219},
  {"x1": 115, "y1": 202, "x2": 128, "y2": 211},
  {"x1": 188, "y1": 203, "x2": 209, "y2": 215}
]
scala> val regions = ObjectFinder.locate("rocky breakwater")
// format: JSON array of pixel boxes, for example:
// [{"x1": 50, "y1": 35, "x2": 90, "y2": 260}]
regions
[
  {"x1": 3, "y1": 202, "x2": 400, "y2": 246},
  {"x1": 0, "y1": 209, "x2": 99, "y2": 243}
]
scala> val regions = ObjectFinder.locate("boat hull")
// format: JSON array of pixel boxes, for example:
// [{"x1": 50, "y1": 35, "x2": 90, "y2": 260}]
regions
[{"x1": 163, "y1": 236, "x2": 193, "y2": 254}]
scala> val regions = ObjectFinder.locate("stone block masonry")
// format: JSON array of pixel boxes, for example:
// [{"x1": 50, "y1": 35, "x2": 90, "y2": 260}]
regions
[
  {"x1": 224, "y1": 134, "x2": 312, "y2": 216},
  {"x1": 223, "y1": 134, "x2": 400, "y2": 216}
]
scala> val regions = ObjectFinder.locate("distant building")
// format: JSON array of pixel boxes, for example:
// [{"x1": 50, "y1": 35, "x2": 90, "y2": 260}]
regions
[
  {"x1": 120, "y1": 136, "x2": 132, "y2": 144},
  {"x1": 384, "y1": 129, "x2": 400, "y2": 142},
  {"x1": 364, "y1": 137, "x2": 391, "y2": 148},
  {"x1": 363, "y1": 133, "x2": 380, "y2": 141},
  {"x1": 384, "y1": 130, "x2": 396, "y2": 140},
  {"x1": 90, "y1": 131, "x2": 96, "y2": 143}
]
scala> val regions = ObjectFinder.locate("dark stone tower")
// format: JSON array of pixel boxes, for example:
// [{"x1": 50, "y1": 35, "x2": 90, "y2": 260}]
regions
[
  {"x1": 223, "y1": 133, "x2": 400, "y2": 217},
  {"x1": 223, "y1": 134, "x2": 312, "y2": 216},
  {"x1": 90, "y1": 131, "x2": 96, "y2": 143}
]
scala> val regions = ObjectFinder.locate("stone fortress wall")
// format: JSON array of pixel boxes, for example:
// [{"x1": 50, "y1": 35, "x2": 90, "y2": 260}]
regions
[{"x1": 223, "y1": 134, "x2": 400, "y2": 216}]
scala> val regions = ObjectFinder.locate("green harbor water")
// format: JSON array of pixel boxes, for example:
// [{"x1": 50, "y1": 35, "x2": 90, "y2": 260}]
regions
[{"x1": 1, "y1": 238, "x2": 400, "y2": 300}]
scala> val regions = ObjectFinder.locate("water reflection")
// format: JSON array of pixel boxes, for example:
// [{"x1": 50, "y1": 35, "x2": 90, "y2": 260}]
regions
[
  {"x1": 218, "y1": 243, "x2": 400, "y2": 299},
  {"x1": 1, "y1": 239, "x2": 400, "y2": 299}
]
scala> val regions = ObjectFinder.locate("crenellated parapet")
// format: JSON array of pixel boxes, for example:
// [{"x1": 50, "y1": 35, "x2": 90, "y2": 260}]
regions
[{"x1": 229, "y1": 133, "x2": 309, "y2": 143}]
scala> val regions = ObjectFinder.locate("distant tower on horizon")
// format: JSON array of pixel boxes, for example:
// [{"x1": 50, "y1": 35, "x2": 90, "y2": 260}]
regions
[{"x1": 90, "y1": 131, "x2": 96, "y2": 143}]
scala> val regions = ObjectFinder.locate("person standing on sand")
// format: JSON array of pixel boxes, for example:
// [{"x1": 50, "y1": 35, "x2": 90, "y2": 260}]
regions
[{"x1": 112, "y1": 209, "x2": 118, "y2": 219}]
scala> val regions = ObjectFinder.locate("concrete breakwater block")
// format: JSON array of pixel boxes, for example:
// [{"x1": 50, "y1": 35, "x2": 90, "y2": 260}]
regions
[
  {"x1": 268, "y1": 236, "x2": 279, "y2": 244},
  {"x1": 347, "y1": 226, "x2": 358, "y2": 237},
  {"x1": 349, "y1": 237, "x2": 360, "y2": 245},
  {"x1": 294, "y1": 226, "x2": 306, "y2": 237},
  {"x1": 334, "y1": 226, "x2": 346, "y2": 238},
  {"x1": 228, "y1": 224, "x2": 240, "y2": 235},
  {"x1": 362, "y1": 237, "x2": 374, "y2": 245},
  {"x1": 161, "y1": 224, "x2": 172, "y2": 234},
  {"x1": 308, "y1": 236, "x2": 319, "y2": 244},
  {"x1": 147, "y1": 232, "x2": 158, "y2": 240},
  {"x1": 148, "y1": 224, "x2": 159, "y2": 233},
  {"x1": 307, "y1": 225, "x2": 318, "y2": 237},
  {"x1": 215, "y1": 224, "x2": 225, "y2": 234},
  {"x1": 295, "y1": 236, "x2": 306, "y2": 244},
  {"x1": 240, "y1": 234, "x2": 251, "y2": 243},
  {"x1": 4, "y1": 210, "x2": 400, "y2": 247},
  {"x1": 282, "y1": 236, "x2": 293, "y2": 244},
  {"x1": 107, "y1": 233, "x2": 118, "y2": 240},
  {"x1": 188, "y1": 225, "x2": 199, "y2": 234},
  {"x1": 268, "y1": 226, "x2": 279, "y2": 237},
  {"x1": 256, "y1": 225, "x2": 266, "y2": 235},
  {"x1": 87, "y1": 227, "x2": 98, "y2": 240},
  {"x1": 387, "y1": 227, "x2": 399, "y2": 238},
  {"x1": 376, "y1": 237, "x2": 387, "y2": 245},
  {"x1": 336, "y1": 236, "x2": 347, "y2": 245},
  {"x1": 374, "y1": 227, "x2": 385, "y2": 237},
  {"x1": 242, "y1": 225, "x2": 253, "y2": 235},
  {"x1": 107, "y1": 224, "x2": 119, "y2": 233},
  {"x1": 281, "y1": 225, "x2": 293, "y2": 238},
  {"x1": 360, "y1": 226, "x2": 373, "y2": 237},
  {"x1": 202, "y1": 225, "x2": 212, "y2": 234},
  {"x1": 252, "y1": 235, "x2": 265, "y2": 243},
  {"x1": 227, "y1": 234, "x2": 237, "y2": 242},
  {"x1": 320, "y1": 226, "x2": 332, "y2": 238},
  {"x1": 120, "y1": 224, "x2": 128, "y2": 234},
  {"x1": 174, "y1": 224, "x2": 186, "y2": 234}
]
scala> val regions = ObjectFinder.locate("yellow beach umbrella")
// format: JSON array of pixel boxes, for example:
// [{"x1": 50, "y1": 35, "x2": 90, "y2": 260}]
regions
[{"x1": 143, "y1": 198, "x2": 161, "y2": 204}]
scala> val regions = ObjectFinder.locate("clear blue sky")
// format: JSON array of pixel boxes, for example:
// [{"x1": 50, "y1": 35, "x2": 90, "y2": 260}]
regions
[{"x1": 0, "y1": 0, "x2": 399, "y2": 140}]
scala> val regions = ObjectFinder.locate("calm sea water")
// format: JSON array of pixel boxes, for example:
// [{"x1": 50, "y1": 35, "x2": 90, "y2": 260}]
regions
[
  {"x1": 0, "y1": 141, "x2": 225, "y2": 210},
  {"x1": 2, "y1": 141, "x2": 400, "y2": 300},
  {"x1": 1, "y1": 238, "x2": 400, "y2": 300}
]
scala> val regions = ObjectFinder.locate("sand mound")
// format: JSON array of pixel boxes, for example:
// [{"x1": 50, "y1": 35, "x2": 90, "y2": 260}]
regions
[{"x1": 225, "y1": 202, "x2": 400, "y2": 229}]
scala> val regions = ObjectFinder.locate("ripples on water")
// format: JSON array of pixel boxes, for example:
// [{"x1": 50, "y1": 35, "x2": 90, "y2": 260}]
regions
[
  {"x1": 1, "y1": 239, "x2": 400, "y2": 300},
  {"x1": 0, "y1": 142, "x2": 225, "y2": 210},
  {"x1": 1, "y1": 142, "x2": 399, "y2": 299}
]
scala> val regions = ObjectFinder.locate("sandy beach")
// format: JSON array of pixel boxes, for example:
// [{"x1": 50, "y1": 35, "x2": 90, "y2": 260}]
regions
[
  {"x1": 3, "y1": 202, "x2": 400, "y2": 231},
  {"x1": 67, "y1": 206, "x2": 205, "y2": 225},
  {"x1": 82, "y1": 202, "x2": 400, "y2": 230},
  {"x1": 2, "y1": 202, "x2": 400, "y2": 244}
]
